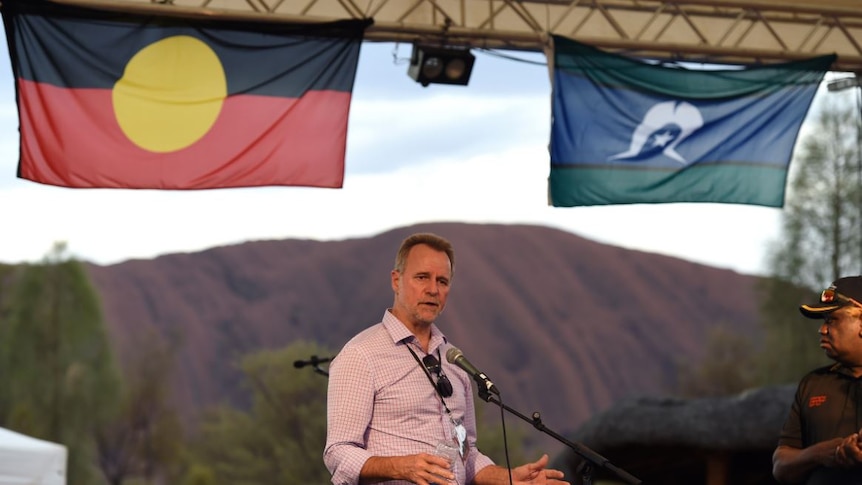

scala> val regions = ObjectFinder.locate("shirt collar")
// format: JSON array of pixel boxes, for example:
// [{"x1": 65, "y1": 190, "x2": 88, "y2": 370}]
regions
[
  {"x1": 829, "y1": 362, "x2": 862, "y2": 379},
  {"x1": 382, "y1": 309, "x2": 449, "y2": 353}
]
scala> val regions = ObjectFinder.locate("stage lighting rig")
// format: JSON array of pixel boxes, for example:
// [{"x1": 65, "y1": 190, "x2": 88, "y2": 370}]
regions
[{"x1": 408, "y1": 44, "x2": 475, "y2": 87}]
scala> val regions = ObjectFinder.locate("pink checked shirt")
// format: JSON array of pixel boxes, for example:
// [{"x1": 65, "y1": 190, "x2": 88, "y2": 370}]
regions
[{"x1": 324, "y1": 311, "x2": 494, "y2": 484}]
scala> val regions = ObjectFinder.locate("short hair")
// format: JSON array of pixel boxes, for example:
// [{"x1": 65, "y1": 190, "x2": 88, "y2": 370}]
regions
[{"x1": 394, "y1": 233, "x2": 455, "y2": 277}]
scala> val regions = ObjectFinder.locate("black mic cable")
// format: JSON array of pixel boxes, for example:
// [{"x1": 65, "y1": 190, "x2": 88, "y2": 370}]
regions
[{"x1": 446, "y1": 347, "x2": 511, "y2": 485}]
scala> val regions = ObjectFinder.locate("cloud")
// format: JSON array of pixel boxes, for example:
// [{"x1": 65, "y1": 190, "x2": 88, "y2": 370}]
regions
[{"x1": 346, "y1": 91, "x2": 549, "y2": 174}]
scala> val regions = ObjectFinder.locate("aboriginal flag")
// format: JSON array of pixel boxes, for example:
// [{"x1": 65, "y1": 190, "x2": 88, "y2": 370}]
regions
[{"x1": 2, "y1": 0, "x2": 368, "y2": 189}]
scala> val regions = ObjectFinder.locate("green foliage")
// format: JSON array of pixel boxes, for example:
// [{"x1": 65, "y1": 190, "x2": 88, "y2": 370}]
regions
[
  {"x1": 676, "y1": 324, "x2": 759, "y2": 398},
  {"x1": 0, "y1": 243, "x2": 123, "y2": 485},
  {"x1": 756, "y1": 97, "x2": 862, "y2": 385},
  {"x1": 474, "y1": 398, "x2": 528, "y2": 467},
  {"x1": 770, "y1": 96, "x2": 862, "y2": 289},
  {"x1": 0, "y1": 262, "x2": 20, "y2": 424},
  {"x1": 754, "y1": 277, "x2": 831, "y2": 385},
  {"x1": 180, "y1": 464, "x2": 216, "y2": 485},
  {"x1": 96, "y1": 329, "x2": 186, "y2": 485},
  {"x1": 190, "y1": 341, "x2": 332, "y2": 484}
]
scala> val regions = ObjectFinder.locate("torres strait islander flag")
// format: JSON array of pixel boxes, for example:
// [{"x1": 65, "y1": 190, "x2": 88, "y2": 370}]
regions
[
  {"x1": 548, "y1": 35, "x2": 835, "y2": 207},
  {"x1": 2, "y1": 0, "x2": 369, "y2": 189}
]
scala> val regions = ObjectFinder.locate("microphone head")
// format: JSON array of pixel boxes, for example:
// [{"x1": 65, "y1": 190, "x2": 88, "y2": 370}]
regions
[
  {"x1": 445, "y1": 346, "x2": 463, "y2": 364},
  {"x1": 293, "y1": 360, "x2": 305, "y2": 368}
]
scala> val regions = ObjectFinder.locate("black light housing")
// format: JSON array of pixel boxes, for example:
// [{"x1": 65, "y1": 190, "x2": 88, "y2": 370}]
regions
[{"x1": 408, "y1": 44, "x2": 475, "y2": 87}]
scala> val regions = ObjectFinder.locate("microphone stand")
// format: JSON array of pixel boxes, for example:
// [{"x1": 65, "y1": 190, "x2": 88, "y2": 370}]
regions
[
  {"x1": 294, "y1": 355, "x2": 332, "y2": 377},
  {"x1": 311, "y1": 365, "x2": 329, "y2": 377},
  {"x1": 478, "y1": 389, "x2": 641, "y2": 485}
]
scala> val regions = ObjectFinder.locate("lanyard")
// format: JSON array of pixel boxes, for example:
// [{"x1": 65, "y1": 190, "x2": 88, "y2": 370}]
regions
[
  {"x1": 406, "y1": 343, "x2": 454, "y2": 415},
  {"x1": 406, "y1": 342, "x2": 467, "y2": 458}
]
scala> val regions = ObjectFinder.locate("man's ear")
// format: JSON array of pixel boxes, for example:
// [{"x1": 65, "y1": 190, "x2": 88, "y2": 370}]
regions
[{"x1": 391, "y1": 269, "x2": 400, "y2": 292}]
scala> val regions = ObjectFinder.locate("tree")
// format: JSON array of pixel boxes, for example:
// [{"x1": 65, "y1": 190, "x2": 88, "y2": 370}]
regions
[
  {"x1": 96, "y1": 328, "x2": 186, "y2": 485},
  {"x1": 676, "y1": 324, "x2": 759, "y2": 398},
  {"x1": 190, "y1": 341, "x2": 332, "y2": 484},
  {"x1": 0, "y1": 262, "x2": 21, "y2": 426},
  {"x1": 758, "y1": 94, "x2": 862, "y2": 384},
  {"x1": 0, "y1": 243, "x2": 123, "y2": 485},
  {"x1": 770, "y1": 95, "x2": 862, "y2": 289},
  {"x1": 756, "y1": 277, "x2": 829, "y2": 385},
  {"x1": 180, "y1": 464, "x2": 216, "y2": 485}
]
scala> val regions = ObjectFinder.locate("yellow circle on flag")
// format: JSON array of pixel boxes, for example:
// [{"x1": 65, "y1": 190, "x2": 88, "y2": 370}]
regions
[{"x1": 113, "y1": 35, "x2": 227, "y2": 153}]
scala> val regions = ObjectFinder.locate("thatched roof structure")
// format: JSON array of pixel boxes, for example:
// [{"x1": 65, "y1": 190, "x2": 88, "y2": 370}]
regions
[{"x1": 553, "y1": 385, "x2": 796, "y2": 485}]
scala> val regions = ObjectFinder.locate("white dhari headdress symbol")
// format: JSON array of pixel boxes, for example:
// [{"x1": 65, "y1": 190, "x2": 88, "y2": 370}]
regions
[{"x1": 608, "y1": 100, "x2": 704, "y2": 164}]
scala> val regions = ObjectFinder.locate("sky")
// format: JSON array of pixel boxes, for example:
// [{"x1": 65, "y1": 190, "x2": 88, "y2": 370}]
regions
[{"x1": 0, "y1": 34, "x2": 856, "y2": 276}]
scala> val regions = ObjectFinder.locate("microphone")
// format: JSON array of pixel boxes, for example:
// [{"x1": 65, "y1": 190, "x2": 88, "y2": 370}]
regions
[
  {"x1": 445, "y1": 347, "x2": 500, "y2": 396},
  {"x1": 293, "y1": 355, "x2": 332, "y2": 369}
]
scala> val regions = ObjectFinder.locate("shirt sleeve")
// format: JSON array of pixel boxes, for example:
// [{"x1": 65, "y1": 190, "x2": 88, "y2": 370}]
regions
[
  {"x1": 323, "y1": 344, "x2": 375, "y2": 485},
  {"x1": 777, "y1": 380, "x2": 804, "y2": 449}
]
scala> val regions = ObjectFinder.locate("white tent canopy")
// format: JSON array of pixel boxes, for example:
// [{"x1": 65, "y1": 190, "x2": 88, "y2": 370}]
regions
[{"x1": 0, "y1": 428, "x2": 66, "y2": 485}]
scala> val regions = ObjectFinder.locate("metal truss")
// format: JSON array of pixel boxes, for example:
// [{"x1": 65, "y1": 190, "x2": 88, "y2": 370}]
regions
[{"x1": 57, "y1": 0, "x2": 862, "y2": 71}]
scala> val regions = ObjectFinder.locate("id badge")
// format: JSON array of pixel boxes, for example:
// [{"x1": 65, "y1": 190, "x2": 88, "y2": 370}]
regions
[{"x1": 452, "y1": 418, "x2": 467, "y2": 458}]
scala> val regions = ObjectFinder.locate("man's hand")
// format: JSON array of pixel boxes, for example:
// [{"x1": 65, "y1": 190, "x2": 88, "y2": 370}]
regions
[
  {"x1": 836, "y1": 430, "x2": 862, "y2": 468},
  {"x1": 360, "y1": 453, "x2": 455, "y2": 484},
  {"x1": 509, "y1": 454, "x2": 570, "y2": 484}
]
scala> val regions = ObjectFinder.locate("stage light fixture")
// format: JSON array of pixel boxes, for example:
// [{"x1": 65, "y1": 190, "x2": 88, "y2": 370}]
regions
[{"x1": 408, "y1": 45, "x2": 475, "y2": 87}]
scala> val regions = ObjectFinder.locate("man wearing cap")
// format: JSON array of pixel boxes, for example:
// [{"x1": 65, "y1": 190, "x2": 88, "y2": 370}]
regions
[{"x1": 773, "y1": 276, "x2": 862, "y2": 484}]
